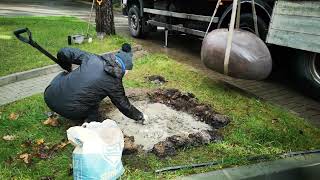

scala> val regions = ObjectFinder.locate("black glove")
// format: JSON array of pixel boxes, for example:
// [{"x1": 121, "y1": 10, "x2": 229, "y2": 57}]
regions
[
  {"x1": 136, "y1": 114, "x2": 148, "y2": 125},
  {"x1": 60, "y1": 63, "x2": 72, "y2": 72}
]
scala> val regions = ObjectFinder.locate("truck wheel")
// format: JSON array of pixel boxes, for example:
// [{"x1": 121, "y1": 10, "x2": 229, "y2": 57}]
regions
[
  {"x1": 128, "y1": 5, "x2": 147, "y2": 38},
  {"x1": 239, "y1": 13, "x2": 268, "y2": 41},
  {"x1": 293, "y1": 51, "x2": 320, "y2": 99},
  {"x1": 218, "y1": 13, "x2": 268, "y2": 41}
]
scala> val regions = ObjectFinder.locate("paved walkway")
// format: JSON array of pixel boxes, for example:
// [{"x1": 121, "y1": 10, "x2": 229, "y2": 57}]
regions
[{"x1": 0, "y1": 72, "x2": 59, "y2": 105}]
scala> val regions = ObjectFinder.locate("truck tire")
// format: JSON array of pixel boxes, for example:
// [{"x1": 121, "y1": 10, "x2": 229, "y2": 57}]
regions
[
  {"x1": 128, "y1": 5, "x2": 147, "y2": 38},
  {"x1": 239, "y1": 13, "x2": 268, "y2": 41},
  {"x1": 293, "y1": 51, "x2": 320, "y2": 99},
  {"x1": 219, "y1": 13, "x2": 268, "y2": 41}
]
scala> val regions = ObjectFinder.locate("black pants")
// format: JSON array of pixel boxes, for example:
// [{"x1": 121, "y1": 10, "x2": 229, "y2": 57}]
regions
[{"x1": 86, "y1": 105, "x2": 103, "y2": 122}]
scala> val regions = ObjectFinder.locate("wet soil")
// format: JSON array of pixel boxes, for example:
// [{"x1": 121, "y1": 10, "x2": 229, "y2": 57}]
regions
[{"x1": 100, "y1": 88, "x2": 230, "y2": 157}]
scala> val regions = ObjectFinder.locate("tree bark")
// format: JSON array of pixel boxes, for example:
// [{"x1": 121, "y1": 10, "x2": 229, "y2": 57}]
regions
[{"x1": 95, "y1": 0, "x2": 115, "y2": 36}]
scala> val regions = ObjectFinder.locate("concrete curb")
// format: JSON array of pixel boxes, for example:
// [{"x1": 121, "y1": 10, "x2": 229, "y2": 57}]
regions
[
  {"x1": 181, "y1": 153, "x2": 320, "y2": 180},
  {"x1": 0, "y1": 45, "x2": 142, "y2": 87}
]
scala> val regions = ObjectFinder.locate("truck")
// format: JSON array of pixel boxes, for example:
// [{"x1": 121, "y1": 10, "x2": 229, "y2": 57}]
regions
[{"x1": 121, "y1": 0, "x2": 320, "y2": 99}]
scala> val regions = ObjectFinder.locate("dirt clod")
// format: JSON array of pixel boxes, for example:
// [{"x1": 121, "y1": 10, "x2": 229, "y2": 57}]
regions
[
  {"x1": 123, "y1": 135, "x2": 139, "y2": 155},
  {"x1": 188, "y1": 130, "x2": 220, "y2": 146},
  {"x1": 153, "y1": 141, "x2": 176, "y2": 157},
  {"x1": 167, "y1": 135, "x2": 190, "y2": 148},
  {"x1": 146, "y1": 75, "x2": 167, "y2": 85}
]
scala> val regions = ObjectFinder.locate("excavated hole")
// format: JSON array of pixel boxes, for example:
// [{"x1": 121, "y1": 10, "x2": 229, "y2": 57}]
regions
[{"x1": 100, "y1": 88, "x2": 230, "y2": 157}]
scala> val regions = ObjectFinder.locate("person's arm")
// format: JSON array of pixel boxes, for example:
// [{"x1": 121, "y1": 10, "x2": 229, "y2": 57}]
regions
[
  {"x1": 57, "y1": 47, "x2": 90, "y2": 66},
  {"x1": 108, "y1": 83, "x2": 143, "y2": 121}
]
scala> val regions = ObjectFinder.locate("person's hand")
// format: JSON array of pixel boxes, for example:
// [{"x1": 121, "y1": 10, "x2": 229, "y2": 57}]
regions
[
  {"x1": 136, "y1": 114, "x2": 148, "y2": 125},
  {"x1": 61, "y1": 63, "x2": 72, "y2": 72}
]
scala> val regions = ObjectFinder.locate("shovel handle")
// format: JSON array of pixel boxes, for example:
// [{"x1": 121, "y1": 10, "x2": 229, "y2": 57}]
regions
[{"x1": 13, "y1": 28, "x2": 33, "y2": 44}]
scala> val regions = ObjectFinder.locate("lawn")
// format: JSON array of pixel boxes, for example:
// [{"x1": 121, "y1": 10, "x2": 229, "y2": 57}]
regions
[
  {"x1": 1, "y1": 53, "x2": 320, "y2": 179},
  {"x1": 0, "y1": 16, "x2": 132, "y2": 77}
]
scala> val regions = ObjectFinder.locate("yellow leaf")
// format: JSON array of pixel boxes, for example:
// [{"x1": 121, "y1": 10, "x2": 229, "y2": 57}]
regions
[
  {"x1": 9, "y1": 113, "x2": 19, "y2": 120},
  {"x1": 19, "y1": 153, "x2": 31, "y2": 164},
  {"x1": 2, "y1": 135, "x2": 16, "y2": 141},
  {"x1": 43, "y1": 117, "x2": 59, "y2": 127},
  {"x1": 36, "y1": 139, "x2": 45, "y2": 145}
]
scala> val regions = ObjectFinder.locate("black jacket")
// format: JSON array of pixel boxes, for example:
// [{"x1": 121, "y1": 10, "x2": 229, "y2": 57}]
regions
[{"x1": 44, "y1": 47, "x2": 143, "y2": 121}]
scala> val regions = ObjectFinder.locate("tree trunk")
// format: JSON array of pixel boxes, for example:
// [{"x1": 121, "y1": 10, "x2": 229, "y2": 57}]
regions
[{"x1": 96, "y1": 0, "x2": 115, "y2": 36}]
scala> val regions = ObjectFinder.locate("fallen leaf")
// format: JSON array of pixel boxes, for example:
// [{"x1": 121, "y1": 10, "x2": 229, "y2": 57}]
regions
[
  {"x1": 3, "y1": 135, "x2": 16, "y2": 141},
  {"x1": 19, "y1": 153, "x2": 31, "y2": 164},
  {"x1": 21, "y1": 139, "x2": 33, "y2": 148},
  {"x1": 57, "y1": 141, "x2": 70, "y2": 149},
  {"x1": 37, "y1": 147, "x2": 49, "y2": 159},
  {"x1": 271, "y1": 118, "x2": 278, "y2": 124},
  {"x1": 9, "y1": 113, "x2": 19, "y2": 120},
  {"x1": 43, "y1": 117, "x2": 59, "y2": 127},
  {"x1": 36, "y1": 139, "x2": 45, "y2": 145}
]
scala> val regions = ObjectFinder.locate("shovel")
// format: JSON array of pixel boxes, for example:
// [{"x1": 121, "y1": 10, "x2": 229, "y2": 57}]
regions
[{"x1": 13, "y1": 28, "x2": 71, "y2": 72}]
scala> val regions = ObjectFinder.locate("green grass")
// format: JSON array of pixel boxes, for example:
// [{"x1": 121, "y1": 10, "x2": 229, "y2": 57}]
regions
[
  {"x1": 1, "y1": 53, "x2": 320, "y2": 179},
  {"x1": 0, "y1": 16, "x2": 132, "y2": 77}
]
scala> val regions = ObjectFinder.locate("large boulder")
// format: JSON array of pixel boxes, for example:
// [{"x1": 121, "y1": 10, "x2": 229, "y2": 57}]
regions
[{"x1": 201, "y1": 29, "x2": 272, "y2": 80}]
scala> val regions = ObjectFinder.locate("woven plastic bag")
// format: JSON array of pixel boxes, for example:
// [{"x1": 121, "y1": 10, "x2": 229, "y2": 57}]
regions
[{"x1": 67, "y1": 120, "x2": 125, "y2": 180}]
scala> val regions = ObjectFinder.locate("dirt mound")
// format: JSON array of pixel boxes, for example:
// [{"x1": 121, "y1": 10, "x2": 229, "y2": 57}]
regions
[{"x1": 153, "y1": 131, "x2": 221, "y2": 157}]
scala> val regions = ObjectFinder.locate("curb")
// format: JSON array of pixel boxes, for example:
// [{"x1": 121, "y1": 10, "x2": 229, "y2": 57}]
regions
[
  {"x1": 0, "y1": 45, "x2": 142, "y2": 87},
  {"x1": 181, "y1": 153, "x2": 320, "y2": 180}
]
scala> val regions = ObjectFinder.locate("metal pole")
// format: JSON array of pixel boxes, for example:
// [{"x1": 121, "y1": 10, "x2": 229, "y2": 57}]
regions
[
  {"x1": 252, "y1": 0, "x2": 259, "y2": 36},
  {"x1": 236, "y1": 0, "x2": 241, "y2": 29},
  {"x1": 224, "y1": 0, "x2": 238, "y2": 75},
  {"x1": 205, "y1": 0, "x2": 221, "y2": 36},
  {"x1": 164, "y1": 29, "x2": 168, "y2": 47}
]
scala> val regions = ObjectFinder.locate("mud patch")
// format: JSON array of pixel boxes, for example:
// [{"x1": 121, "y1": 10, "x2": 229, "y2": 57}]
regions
[
  {"x1": 102, "y1": 88, "x2": 230, "y2": 157},
  {"x1": 146, "y1": 75, "x2": 167, "y2": 85}
]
